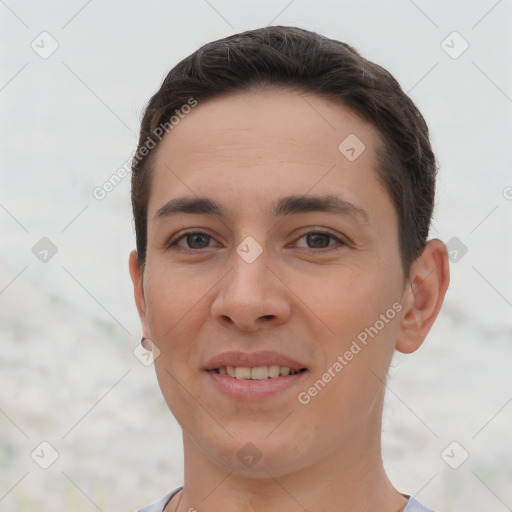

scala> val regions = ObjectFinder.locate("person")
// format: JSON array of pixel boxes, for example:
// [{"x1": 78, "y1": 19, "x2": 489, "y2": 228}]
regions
[{"x1": 129, "y1": 25, "x2": 450, "y2": 512}]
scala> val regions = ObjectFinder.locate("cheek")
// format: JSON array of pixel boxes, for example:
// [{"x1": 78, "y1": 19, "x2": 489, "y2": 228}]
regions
[
  {"x1": 144, "y1": 268, "x2": 208, "y2": 420},
  {"x1": 144, "y1": 260, "x2": 209, "y2": 331},
  {"x1": 143, "y1": 266, "x2": 201, "y2": 373},
  {"x1": 298, "y1": 262, "x2": 401, "y2": 338},
  {"x1": 299, "y1": 263, "x2": 403, "y2": 404}
]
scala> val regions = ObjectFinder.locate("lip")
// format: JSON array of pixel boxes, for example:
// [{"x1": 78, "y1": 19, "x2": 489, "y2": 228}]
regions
[
  {"x1": 203, "y1": 350, "x2": 309, "y2": 401},
  {"x1": 207, "y1": 370, "x2": 309, "y2": 400},
  {"x1": 203, "y1": 350, "x2": 307, "y2": 372}
]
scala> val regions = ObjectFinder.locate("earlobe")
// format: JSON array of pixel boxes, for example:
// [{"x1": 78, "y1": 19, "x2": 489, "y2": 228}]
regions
[{"x1": 395, "y1": 239, "x2": 450, "y2": 354}]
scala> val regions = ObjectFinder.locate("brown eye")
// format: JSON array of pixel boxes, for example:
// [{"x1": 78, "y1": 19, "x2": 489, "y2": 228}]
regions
[
  {"x1": 184, "y1": 233, "x2": 211, "y2": 249},
  {"x1": 171, "y1": 232, "x2": 215, "y2": 250},
  {"x1": 294, "y1": 231, "x2": 346, "y2": 251},
  {"x1": 305, "y1": 233, "x2": 332, "y2": 249}
]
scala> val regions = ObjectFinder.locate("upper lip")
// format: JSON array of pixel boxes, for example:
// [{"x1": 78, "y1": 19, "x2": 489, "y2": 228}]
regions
[{"x1": 203, "y1": 350, "x2": 307, "y2": 371}]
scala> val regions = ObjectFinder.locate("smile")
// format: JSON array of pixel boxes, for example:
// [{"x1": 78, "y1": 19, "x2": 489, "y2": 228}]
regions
[{"x1": 213, "y1": 365, "x2": 307, "y2": 379}]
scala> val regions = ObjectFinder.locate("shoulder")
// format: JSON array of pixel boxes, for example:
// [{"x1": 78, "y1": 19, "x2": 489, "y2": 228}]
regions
[
  {"x1": 402, "y1": 495, "x2": 436, "y2": 512},
  {"x1": 135, "y1": 487, "x2": 183, "y2": 512}
]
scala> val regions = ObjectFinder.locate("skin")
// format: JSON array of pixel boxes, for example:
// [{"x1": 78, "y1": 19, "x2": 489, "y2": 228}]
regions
[{"x1": 129, "y1": 88, "x2": 450, "y2": 512}]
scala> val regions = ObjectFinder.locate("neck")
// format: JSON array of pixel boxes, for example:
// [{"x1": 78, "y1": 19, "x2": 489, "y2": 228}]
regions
[{"x1": 173, "y1": 429, "x2": 407, "y2": 512}]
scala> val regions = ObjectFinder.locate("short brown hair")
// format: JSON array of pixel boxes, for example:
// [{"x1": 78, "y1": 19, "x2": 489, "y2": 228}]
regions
[{"x1": 131, "y1": 25, "x2": 437, "y2": 274}]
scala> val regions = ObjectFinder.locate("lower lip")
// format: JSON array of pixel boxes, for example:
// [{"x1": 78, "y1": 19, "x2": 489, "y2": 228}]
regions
[{"x1": 206, "y1": 370, "x2": 308, "y2": 400}]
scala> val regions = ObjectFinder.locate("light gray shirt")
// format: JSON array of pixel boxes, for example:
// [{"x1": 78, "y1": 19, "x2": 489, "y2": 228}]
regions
[{"x1": 135, "y1": 487, "x2": 436, "y2": 512}]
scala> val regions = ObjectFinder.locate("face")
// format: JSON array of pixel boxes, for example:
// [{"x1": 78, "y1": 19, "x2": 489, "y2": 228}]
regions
[{"x1": 131, "y1": 88, "x2": 410, "y2": 477}]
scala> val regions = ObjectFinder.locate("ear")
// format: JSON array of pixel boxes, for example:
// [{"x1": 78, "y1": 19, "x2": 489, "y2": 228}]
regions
[
  {"x1": 395, "y1": 239, "x2": 450, "y2": 354},
  {"x1": 129, "y1": 250, "x2": 150, "y2": 339}
]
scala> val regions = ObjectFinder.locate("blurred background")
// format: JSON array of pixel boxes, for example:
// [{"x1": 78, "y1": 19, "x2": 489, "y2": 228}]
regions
[{"x1": 1, "y1": 0, "x2": 511, "y2": 510}]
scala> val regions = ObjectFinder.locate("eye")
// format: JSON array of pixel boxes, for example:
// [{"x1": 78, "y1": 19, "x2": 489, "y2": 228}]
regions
[
  {"x1": 294, "y1": 231, "x2": 347, "y2": 251},
  {"x1": 169, "y1": 231, "x2": 218, "y2": 250},
  {"x1": 167, "y1": 229, "x2": 348, "y2": 252}
]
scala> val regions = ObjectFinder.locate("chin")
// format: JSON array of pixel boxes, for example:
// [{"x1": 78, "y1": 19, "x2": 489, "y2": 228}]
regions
[{"x1": 203, "y1": 431, "x2": 311, "y2": 478}]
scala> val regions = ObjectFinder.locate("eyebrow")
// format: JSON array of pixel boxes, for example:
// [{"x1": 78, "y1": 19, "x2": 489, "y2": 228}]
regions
[{"x1": 154, "y1": 194, "x2": 370, "y2": 224}]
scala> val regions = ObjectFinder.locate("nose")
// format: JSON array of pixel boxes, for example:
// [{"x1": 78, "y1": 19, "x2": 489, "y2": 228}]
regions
[{"x1": 210, "y1": 248, "x2": 291, "y2": 332}]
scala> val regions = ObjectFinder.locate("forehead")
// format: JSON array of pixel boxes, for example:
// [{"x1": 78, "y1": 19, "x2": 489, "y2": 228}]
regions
[
  {"x1": 155, "y1": 88, "x2": 377, "y2": 167},
  {"x1": 148, "y1": 88, "x2": 392, "y2": 225}
]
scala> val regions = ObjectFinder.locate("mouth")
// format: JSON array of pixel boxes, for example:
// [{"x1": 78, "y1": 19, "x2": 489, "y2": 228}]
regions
[
  {"x1": 204, "y1": 351, "x2": 309, "y2": 400},
  {"x1": 211, "y1": 365, "x2": 307, "y2": 379}
]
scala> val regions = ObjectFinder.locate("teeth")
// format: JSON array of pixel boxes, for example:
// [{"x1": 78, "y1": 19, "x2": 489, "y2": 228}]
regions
[
  {"x1": 279, "y1": 366, "x2": 290, "y2": 376},
  {"x1": 268, "y1": 365, "x2": 280, "y2": 378},
  {"x1": 235, "y1": 367, "x2": 251, "y2": 380},
  {"x1": 251, "y1": 366, "x2": 268, "y2": 380},
  {"x1": 215, "y1": 365, "x2": 302, "y2": 379}
]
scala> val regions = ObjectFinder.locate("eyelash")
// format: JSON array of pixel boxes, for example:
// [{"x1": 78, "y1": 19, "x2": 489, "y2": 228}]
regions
[{"x1": 167, "y1": 229, "x2": 348, "y2": 253}]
